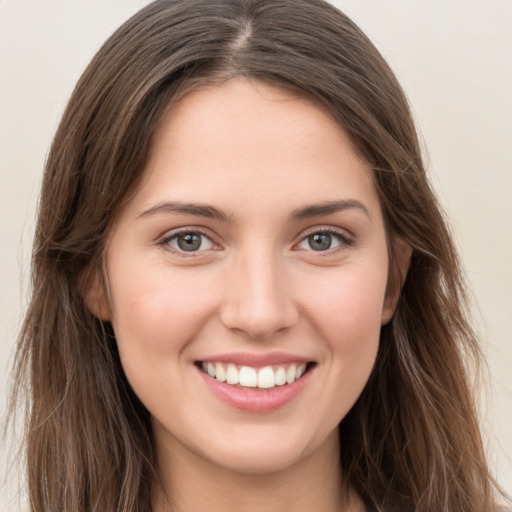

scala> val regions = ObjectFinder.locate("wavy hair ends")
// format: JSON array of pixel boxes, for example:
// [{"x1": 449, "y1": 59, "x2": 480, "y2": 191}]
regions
[{"x1": 11, "y1": 0, "x2": 504, "y2": 511}]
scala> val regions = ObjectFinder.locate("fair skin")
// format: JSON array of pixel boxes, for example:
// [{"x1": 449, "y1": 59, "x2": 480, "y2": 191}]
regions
[{"x1": 88, "y1": 79, "x2": 409, "y2": 512}]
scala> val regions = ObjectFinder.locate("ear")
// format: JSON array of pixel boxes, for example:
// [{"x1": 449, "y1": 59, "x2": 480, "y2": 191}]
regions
[
  {"x1": 381, "y1": 237, "x2": 412, "y2": 325},
  {"x1": 82, "y1": 267, "x2": 112, "y2": 321}
]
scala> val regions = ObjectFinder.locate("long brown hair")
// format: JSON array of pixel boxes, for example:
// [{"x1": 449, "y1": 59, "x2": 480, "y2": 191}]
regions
[{"x1": 11, "y1": 0, "x2": 505, "y2": 510}]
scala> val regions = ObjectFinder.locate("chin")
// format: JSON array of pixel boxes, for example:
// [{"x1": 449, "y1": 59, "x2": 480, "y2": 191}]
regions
[
  {"x1": 192, "y1": 424, "x2": 339, "y2": 476},
  {"x1": 204, "y1": 445, "x2": 308, "y2": 475}
]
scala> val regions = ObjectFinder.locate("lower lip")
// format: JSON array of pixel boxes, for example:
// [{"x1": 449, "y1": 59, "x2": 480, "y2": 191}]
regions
[{"x1": 197, "y1": 366, "x2": 313, "y2": 413}]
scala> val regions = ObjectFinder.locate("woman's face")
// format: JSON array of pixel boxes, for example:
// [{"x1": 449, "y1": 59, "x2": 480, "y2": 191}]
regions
[{"x1": 90, "y1": 79, "x2": 400, "y2": 475}]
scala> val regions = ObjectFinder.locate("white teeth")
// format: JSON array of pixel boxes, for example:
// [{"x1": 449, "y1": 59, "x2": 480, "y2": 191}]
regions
[
  {"x1": 286, "y1": 364, "x2": 297, "y2": 384},
  {"x1": 275, "y1": 367, "x2": 286, "y2": 386},
  {"x1": 239, "y1": 366, "x2": 257, "y2": 387},
  {"x1": 226, "y1": 364, "x2": 239, "y2": 385},
  {"x1": 201, "y1": 361, "x2": 310, "y2": 389},
  {"x1": 215, "y1": 362, "x2": 226, "y2": 382},
  {"x1": 257, "y1": 366, "x2": 275, "y2": 389}
]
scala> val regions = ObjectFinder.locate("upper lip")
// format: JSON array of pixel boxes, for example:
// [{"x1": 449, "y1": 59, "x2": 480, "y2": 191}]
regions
[{"x1": 197, "y1": 351, "x2": 314, "y2": 367}]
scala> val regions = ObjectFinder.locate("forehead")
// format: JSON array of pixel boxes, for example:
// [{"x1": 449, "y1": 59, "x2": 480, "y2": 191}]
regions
[
  {"x1": 151, "y1": 79, "x2": 358, "y2": 161},
  {"x1": 126, "y1": 78, "x2": 380, "y2": 220}
]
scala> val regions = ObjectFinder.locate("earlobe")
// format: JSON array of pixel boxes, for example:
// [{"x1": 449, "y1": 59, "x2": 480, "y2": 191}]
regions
[
  {"x1": 381, "y1": 237, "x2": 412, "y2": 325},
  {"x1": 83, "y1": 268, "x2": 112, "y2": 321}
]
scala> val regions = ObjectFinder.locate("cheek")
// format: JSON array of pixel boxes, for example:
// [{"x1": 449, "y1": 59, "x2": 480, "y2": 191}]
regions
[
  {"x1": 300, "y1": 263, "x2": 386, "y2": 377},
  {"x1": 106, "y1": 262, "x2": 218, "y2": 379},
  {"x1": 288, "y1": 264, "x2": 386, "y2": 437},
  {"x1": 305, "y1": 263, "x2": 387, "y2": 334}
]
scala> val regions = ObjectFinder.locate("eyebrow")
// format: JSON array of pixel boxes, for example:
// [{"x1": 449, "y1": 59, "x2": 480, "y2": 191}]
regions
[
  {"x1": 137, "y1": 201, "x2": 230, "y2": 221},
  {"x1": 137, "y1": 198, "x2": 370, "y2": 222},
  {"x1": 289, "y1": 199, "x2": 371, "y2": 221}
]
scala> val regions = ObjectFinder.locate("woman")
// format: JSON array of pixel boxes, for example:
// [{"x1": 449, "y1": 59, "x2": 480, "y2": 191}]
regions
[{"x1": 10, "y1": 0, "x2": 508, "y2": 510}]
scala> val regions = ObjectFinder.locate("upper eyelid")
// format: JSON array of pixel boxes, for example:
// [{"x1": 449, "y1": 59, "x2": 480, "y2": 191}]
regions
[
  {"x1": 297, "y1": 225, "x2": 353, "y2": 240},
  {"x1": 160, "y1": 226, "x2": 216, "y2": 241}
]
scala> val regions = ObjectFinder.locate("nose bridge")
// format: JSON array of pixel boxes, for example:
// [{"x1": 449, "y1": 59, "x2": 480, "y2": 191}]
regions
[{"x1": 220, "y1": 242, "x2": 298, "y2": 338}]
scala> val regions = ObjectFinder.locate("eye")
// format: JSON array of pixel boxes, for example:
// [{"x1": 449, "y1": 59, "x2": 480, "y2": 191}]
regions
[
  {"x1": 296, "y1": 229, "x2": 352, "y2": 252},
  {"x1": 163, "y1": 230, "x2": 216, "y2": 253}
]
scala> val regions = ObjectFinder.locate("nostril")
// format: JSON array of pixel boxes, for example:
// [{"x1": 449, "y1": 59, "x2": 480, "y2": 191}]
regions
[
  {"x1": 219, "y1": 307, "x2": 299, "y2": 340},
  {"x1": 218, "y1": 269, "x2": 299, "y2": 339}
]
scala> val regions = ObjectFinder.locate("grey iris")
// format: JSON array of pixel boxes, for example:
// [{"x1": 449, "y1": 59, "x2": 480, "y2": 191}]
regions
[
  {"x1": 177, "y1": 233, "x2": 202, "y2": 251},
  {"x1": 308, "y1": 233, "x2": 332, "y2": 251}
]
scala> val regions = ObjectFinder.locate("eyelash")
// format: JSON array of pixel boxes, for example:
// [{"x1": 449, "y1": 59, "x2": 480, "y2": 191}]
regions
[
  {"x1": 295, "y1": 228, "x2": 354, "y2": 254},
  {"x1": 159, "y1": 228, "x2": 219, "y2": 256},
  {"x1": 158, "y1": 227, "x2": 354, "y2": 256}
]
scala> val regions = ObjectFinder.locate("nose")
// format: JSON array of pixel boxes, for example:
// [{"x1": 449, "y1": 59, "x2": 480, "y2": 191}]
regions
[{"x1": 219, "y1": 250, "x2": 299, "y2": 339}]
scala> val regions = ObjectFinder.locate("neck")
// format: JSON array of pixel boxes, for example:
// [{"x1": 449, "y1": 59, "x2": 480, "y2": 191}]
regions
[{"x1": 152, "y1": 429, "x2": 364, "y2": 512}]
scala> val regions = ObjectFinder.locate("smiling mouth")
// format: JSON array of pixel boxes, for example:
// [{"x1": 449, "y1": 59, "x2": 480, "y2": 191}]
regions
[{"x1": 197, "y1": 361, "x2": 314, "y2": 390}]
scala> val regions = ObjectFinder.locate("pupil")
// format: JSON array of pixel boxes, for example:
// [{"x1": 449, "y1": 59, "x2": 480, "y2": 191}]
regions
[
  {"x1": 309, "y1": 233, "x2": 332, "y2": 251},
  {"x1": 177, "y1": 233, "x2": 202, "y2": 251}
]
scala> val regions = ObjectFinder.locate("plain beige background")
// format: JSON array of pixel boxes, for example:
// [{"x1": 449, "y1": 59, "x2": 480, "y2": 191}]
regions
[{"x1": 1, "y1": 0, "x2": 511, "y2": 508}]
